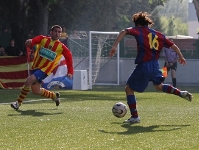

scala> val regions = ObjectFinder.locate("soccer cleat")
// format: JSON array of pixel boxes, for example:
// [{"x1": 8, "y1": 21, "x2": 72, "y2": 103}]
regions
[
  {"x1": 10, "y1": 101, "x2": 20, "y2": 110},
  {"x1": 53, "y1": 92, "x2": 60, "y2": 106},
  {"x1": 180, "y1": 91, "x2": 192, "y2": 102},
  {"x1": 123, "y1": 117, "x2": 140, "y2": 123}
]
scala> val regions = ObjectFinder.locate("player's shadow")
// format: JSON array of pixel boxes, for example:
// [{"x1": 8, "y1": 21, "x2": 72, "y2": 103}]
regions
[
  {"x1": 99, "y1": 123, "x2": 190, "y2": 135},
  {"x1": 8, "y1": 109, "x2": 63, "y2": 117}
]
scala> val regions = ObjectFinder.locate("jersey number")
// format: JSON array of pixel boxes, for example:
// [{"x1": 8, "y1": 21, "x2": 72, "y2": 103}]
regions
[{"x1": 148, "y1": 33, "x2": 159, "y2": 50}]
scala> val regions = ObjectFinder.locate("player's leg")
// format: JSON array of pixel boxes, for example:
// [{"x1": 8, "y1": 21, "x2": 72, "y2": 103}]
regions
[
  {"x1": 152, "y1": 64, "x2": 192, "y2": 101},
  {"x1": 171, "y1": 62, "x2": 177, "y2": 87},
  {"x1": 10, "y1": 74, "x2": 36, "y2": 110},
  {"x1": 30, "y1": 72, "x2": 60, "y2": 106},
  {"x1": 154, "y1": 83, "x2": 192, "y2": 101},
  {"x1": 123, "y1": 64, "x2": 149, "y2": 123},
  {"x1": 124, "y1": 85, "x2": 140, "y2": 123},
  {"x1": 32, "y1": 85, "x2": 60, "y2": 106},
  {"x1": 11, "y1": 69, "x2": 60, "y2": 110},
  {"x1": 171, "y1": 70, "x2": 176, "y2": 87}
]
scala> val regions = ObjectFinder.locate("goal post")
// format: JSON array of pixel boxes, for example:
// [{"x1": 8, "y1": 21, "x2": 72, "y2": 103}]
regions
[{"x1": 88, "y1": 31, "x2": 120, "y2": 89}]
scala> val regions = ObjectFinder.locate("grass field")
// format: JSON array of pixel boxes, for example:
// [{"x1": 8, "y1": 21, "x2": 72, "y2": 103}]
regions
[{"x1": 0, "y1": 85, "x2": 199, "y2": 150}]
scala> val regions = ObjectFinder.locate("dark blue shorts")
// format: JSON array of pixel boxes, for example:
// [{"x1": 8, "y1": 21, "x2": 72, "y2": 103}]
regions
[
  {"x1": 30, "y1": 69, "x2": 48, "y2": 83},
  {"x1": 164, "y1": 62, "x2": 177, "y2": 71},
  {"x1": 127, "y1": 60, "x2": 164, "y2": 92}
]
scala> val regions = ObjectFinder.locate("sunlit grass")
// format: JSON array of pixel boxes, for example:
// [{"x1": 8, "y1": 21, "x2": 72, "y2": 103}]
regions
[{"x1": 0, "y1": 85, "x2": 198, "y2": 150}]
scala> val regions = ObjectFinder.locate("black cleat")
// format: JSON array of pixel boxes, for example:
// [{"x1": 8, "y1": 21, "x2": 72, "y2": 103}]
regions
[
  {"x1": 10, "y1": 101, "x2": 20, "y2": 110},
  {"x1": 53, "y1": 92, "x2": 60, "y2": 106}
]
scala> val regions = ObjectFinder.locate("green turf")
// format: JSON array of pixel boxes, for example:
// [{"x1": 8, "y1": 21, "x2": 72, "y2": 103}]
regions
[{"x1": 0, "y1": 85, "x2": 199, "y2": 150}]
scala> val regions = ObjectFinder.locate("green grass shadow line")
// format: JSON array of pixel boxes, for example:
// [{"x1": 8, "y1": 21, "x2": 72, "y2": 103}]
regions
[
  {"x1": 8, "y1": 109, "x2": 63, "y2": 117},
  {"x1": 99, "y1": 123, "x2": 191, "y2": 135}
]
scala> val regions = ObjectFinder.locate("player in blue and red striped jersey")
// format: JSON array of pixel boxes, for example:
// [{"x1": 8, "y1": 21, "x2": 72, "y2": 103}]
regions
[{"x1": 109, "y1": 12, "x2": 192, "y2": 123}]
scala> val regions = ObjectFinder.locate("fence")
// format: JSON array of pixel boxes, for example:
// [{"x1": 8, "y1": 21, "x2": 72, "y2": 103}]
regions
[{"x1": 0, "y1": 38, "x2": 198, "y2": 89}]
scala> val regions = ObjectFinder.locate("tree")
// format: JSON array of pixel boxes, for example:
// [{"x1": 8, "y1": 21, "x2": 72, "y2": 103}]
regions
[
  {"x1": 29, "y1": 0, "x2": 50, "y2": 35},
  {"x1": 49, "y1": 0, "x2": 130, "y2": 31},
  {"x1": 167, "y1": 17, "x2": 175, "y2": 36},
  {"x1": 0, "y1": 0, "x2": 170, "y2": 50},
  {"x1": 125, "y1": 1, "x2": 163, "y2": 31},
  {"x1": 0, "y1": 0, "x2": 58, "y2": 49},
  {"x1": 0, "y1": 0, "x2": 30, "y2": 49},
  {"x1": 157, "y1": 0, "x2": 188, "y2": 35},
  {"x1": 192, "y1": 0, "x2": 199, "y2": 22}
]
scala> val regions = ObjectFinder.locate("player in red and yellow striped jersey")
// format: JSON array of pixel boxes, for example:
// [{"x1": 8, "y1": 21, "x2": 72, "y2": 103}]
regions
[{"x1": 11, "y1": 25, "x2": 74, "y2": 110}]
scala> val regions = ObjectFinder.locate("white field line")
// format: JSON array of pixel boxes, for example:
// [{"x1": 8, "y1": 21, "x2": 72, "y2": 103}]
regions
[{"x1": 0, "y1": 98, "x2": 64, "y2": 105}]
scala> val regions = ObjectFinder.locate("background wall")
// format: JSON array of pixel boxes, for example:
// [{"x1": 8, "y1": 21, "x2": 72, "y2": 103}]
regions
[{"x1": 119, "y1": 58, "x2": 199, "y2": 86}]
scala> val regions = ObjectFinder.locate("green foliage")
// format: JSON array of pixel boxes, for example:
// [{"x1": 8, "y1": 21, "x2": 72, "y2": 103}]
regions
[
  {"x1": 150, "y1": 8, "x2": 163, "y2": 31},
  {"x1": 167, "y1": 17, "x2": 175, "y2": 35},
  {"x1": 0, "y1": 0, "x2": 173, "y2": 49},
  {"x1": 148, "y1": 0, "x2": 165, "y2": 9},
  {"x1": 0, "y1": 0, "x2": 168, "y2": 34},
  {"x1": 157, "y1": 0, "x2": 188, "y2": 35},
  {"x1": 0, "y1": 86, "x2": 199, "y2": 149},
  {"x1": 115, "y1": 15, "x2": 131, "y2": 30},
  {"x1": 160, "y1": 16, "x2": 188, "y2": 35},
  {"x1": 49, "y1": 0, "x2": 130, "y2": 31},
  {"x1": 159, "y1": 0, "x2": 188, "y2": 22}
]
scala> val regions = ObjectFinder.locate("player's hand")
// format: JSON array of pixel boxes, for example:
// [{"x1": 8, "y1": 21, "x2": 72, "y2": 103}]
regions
[
  {"x1": 67, "y1": 73, "x2": 73, "y2": 79},
  {"x1": 25, "y1": 39, "x2": 32, "y2": 46},
  {"x1": 178, "y1": 57, "x2": 186, "y2": 65},
  {"x1": 109, "y1": 47, "x2": 116, "y2": 57}
]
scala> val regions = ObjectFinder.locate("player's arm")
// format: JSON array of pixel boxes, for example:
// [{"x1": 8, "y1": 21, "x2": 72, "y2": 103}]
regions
[
  {"x1": 62, "y1": 46, "x2": 74, "y2": 79},
  {"x1": 109, "y1": 29, "x2": 128, "y2": 57},
  {"x1": 25, "y1": 35, "x2": 44, "y2": 47},
  {"x1": 170, "y1": 44, "x2": 186, "y2": 65}
]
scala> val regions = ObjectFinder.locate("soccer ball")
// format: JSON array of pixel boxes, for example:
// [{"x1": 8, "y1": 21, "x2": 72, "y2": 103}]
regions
[{"x1": 112, "y1": 102, "x2": 127, "y2": 118}]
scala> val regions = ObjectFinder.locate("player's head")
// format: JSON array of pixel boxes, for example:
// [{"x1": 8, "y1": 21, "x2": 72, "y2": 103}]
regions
[
  {"x1": 132, "y1": 12, "x2": 154, "y2": 27},
  {"x1": 50, "y1": 25, "x2": 62, "y2": 40}
]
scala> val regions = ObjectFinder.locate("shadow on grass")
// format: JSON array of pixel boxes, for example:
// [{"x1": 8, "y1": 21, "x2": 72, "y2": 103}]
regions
[
  {"x1": 8, "y1": 109, "x2": 63, "y2": 117},
  {"x1": 99, "y1": 123, "x2": 190, "y2": 135}
]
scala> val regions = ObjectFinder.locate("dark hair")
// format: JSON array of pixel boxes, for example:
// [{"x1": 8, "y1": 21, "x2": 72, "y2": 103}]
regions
[
  {"x1": 9, "y1": 39, "x2": 15, "y2": 43},
  {"x1": 132, "y1": 12, "x2": 154, "y2": 27},
  {"x1": 51, "y1": 25, "x2": 62, "y2": 31}
]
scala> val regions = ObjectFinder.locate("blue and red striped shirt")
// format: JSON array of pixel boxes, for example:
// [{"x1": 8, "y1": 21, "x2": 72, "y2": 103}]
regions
[{"x1": 126, "y1": 26, "x2": 173, "y2": 64}]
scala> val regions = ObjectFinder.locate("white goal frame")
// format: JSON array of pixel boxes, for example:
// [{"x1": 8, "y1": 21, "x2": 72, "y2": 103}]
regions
[{"x1": 88, "y1": 31, "x2": 120, "y2": 89}]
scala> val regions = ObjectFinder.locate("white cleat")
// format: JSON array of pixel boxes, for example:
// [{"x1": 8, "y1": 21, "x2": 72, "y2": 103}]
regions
[
  {"x1": 123, "y1": 117, "x2": 140, "y2": 123},
  {"x1": 180, "y1": 91, "x2": 192, "y2": 102}
]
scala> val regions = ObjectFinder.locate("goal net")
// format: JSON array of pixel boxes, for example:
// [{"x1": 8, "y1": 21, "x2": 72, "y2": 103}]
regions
[
  {"x1": 89, "y1": 31, "x2": 120, "y2": 89},
  {"x1": 67, "y1": 31, "x2": 120, "y2": 89}
]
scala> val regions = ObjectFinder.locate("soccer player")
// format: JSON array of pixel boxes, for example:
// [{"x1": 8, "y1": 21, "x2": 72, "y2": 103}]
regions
[
  {"x1": 11, "y1": 25, "x2": 74, "y2": 110},
  {"x1": 109, "y1": 12, "x2": 192, "y2": 123}
]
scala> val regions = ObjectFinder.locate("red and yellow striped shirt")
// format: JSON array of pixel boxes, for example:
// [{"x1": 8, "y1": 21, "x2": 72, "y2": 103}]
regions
[{"x1": 30, "y1": 35, "x2": 73, "y2": 75}]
